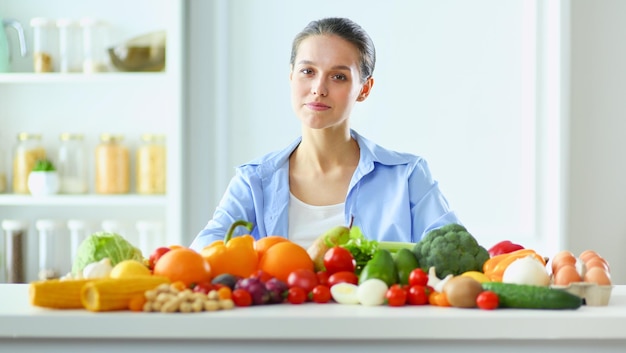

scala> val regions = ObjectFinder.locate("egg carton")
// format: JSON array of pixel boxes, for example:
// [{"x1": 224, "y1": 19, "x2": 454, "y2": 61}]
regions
[{"x1": 551, "y1": 282, "x2": 613, "y2": 306}]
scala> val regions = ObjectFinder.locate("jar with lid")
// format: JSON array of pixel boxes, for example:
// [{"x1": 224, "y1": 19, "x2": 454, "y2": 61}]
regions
[
  {"x1": 136, "y1": 220, "x2": 163, "y2": 258},
  {"x1": 30, "y1": 17, "x2": 57, "y2": 73},
  {"x1": 56, "y1": 18, "x2": 82, "y2": 73},
  {"x1": 1, "y1": 219, "x2": 28, "y2": 283},
  {"x1": 95, "y1": 134, "x2": 129, "y2": 194},
  {"x1": 12, "y1": 133, "x2": 46, "y2": 194},
  {"x1": 35, "y1": 219, "x2": 66, "y2": 280},
  {"x1": 136, "y1": 134, "x2": 166, "y2": 194},
  {"x1": 67, "y1": 219, "x2": 90, "y2": 263},
  {"x1": 80, "y1": 17, "x2": 110, "y2": 73},
  {"x1": 58, "y1": 133, "x2": 88, "y2": 194}
]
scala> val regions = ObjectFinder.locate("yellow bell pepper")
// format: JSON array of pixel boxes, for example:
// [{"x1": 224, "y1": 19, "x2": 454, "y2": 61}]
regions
[{"x1": 200, "y1": 220, "x2": 258, "y2": 278}]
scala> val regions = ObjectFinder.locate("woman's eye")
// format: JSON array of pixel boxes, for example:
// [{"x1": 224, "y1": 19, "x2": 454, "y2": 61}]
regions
[
  {"x1": 332, "y1": 74, "x2": 347, "y2": 81},
  {"x1": 300, "y1": 68, "x2": 313, "y2": 75}
]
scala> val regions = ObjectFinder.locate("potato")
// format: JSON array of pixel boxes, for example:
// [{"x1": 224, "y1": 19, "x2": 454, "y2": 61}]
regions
[{"x1": 443, "y1": 276, "x2": 484, "y2": 308}]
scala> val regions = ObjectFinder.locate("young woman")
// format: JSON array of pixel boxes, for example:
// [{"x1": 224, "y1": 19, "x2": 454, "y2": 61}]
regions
[{"x1": 190, "y1": 17, "x2": 460, "y2": 250}]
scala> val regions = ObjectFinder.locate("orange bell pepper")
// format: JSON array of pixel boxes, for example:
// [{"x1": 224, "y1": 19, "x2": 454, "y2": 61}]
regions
[
  {"x1": 483, "y1": 248, "x2": 546, "y2": 282},
  {"x1": 200, "y1": 220, "x2": 258, "y2": 278}
]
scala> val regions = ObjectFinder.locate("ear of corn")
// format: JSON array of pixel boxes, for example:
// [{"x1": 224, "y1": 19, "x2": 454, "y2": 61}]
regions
[
  {"x1": 30, "y1": 279, "x2": 94, "y2": 309},
  {"x1": 81, "y1": 276, "x2": 170, "y2": 312}
]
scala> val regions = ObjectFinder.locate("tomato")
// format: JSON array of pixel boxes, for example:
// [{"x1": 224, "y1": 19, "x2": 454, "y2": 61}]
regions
[
  {"x1": 476, "y1": 290, "x2": 499, "y2": 310},
  {"x1": 385, "y1": 285, "x2": 407, "y2": 307},
  {"x1": 287, "y1": 287, "x2": 307, "y2": 304},
  {"x1": 311, "y1": 285, "x2": 331, "y2": 304},
  {"x1": 316, "y1": 271, "x2": 330, "y2": 286},
  {"x1": 148, "y1": 246, "x2": 171, "y2": 270},
  {"x1": 407, "y1": 285, "x2": 430, "y2": 305},
  {"x1": 328, "y1": 271, "x2": 359, "y2": 287},
  {"x1": 192, "y1": 281, "x2": 215, "y2": 295},
  {"x1": 287, "y1": 268, "x2": 319, "y2": 293},
  {"x1": 323, "y1": 246, "x2": 356, "y2": 275},
  {"x1": 251, "y1": 269, "x2": 273, "y2": 283},
  {"x1": 408, "y1": 268, "x2": 429, "y2": 287},
  {"x1": 231, "y1": 289, "x2": 253, "y2": 307}
]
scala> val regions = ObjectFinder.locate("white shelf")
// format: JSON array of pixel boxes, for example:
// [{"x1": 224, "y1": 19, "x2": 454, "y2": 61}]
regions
[
  {"x1": 0, "y1": 194, "x2": 166, "y2": 206},
  {"x1": 0, "y1": 73, "x2": 168, "y2": 84}
]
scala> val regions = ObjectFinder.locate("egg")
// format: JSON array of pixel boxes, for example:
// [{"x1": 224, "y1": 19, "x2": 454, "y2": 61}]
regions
[
  {"x1": 579, "y1": 250, "x2": 600, "y2": 263},
  {"x1": 583, "y1": 267, "x2": 612, "y2": 285},
  {"x1": 330, "y1": 283, "x2": 360, "y2": 305},
  {"x1": 550, "y1": 250, "x2": 576, "y2": 274},
  {"x1": 584, "y1": 257, "x2": 609, "y2": 271},
  {"x1": 553, "y1": 264, "x2": 581, "y2": 286}
]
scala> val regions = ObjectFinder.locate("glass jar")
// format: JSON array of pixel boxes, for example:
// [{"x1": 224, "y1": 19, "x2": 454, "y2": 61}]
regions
[
  {"x1": 35, "y1": 219, "x2": 65, "y2": 280},
  {"x1": 95, "y1": 133, "x2": 129, "y2": 194},
  {"x1": 80, "y1": 17, "x2": 110, "y2": 73},
  {"x1": 12, "y1": 133, "x2": 46, "y2": 194},
  {"x1": 136, "y1": 220, "x2": 163, "y2": 258},
  {"x1": 30, "y1": 17, "x2": 57, "y2": 73},
  {"x1": 67, "y1": 219, "x2": 90, "y2": 263},
  {"x1": 1, "y1": 219, "x2": 28, "y2": 283},
  {"x1": 56, "y1": 18, "x2": 82, "y2": 73},
  {"x1": 58, "y1": 133, "x2": 88, "y2": 194},
  {"x1": 136, "y1": 134, "x2": 166, "y2": 194}
]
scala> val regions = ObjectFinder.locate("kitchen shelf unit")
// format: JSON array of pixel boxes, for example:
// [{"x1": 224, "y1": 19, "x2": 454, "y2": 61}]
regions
[{"x1": 0, "y1": 0, "x2": 185, "y2": 282}]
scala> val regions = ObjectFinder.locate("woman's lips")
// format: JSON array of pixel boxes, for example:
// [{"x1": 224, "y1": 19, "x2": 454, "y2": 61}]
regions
[{"x1": 306, "y1": 102, "x2": 330, "y2": 111}]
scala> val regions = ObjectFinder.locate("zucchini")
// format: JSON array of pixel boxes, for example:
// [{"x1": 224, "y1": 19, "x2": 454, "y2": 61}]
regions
[{"x1": 482, "y1": 282, "x2": 582, "y2": 310}]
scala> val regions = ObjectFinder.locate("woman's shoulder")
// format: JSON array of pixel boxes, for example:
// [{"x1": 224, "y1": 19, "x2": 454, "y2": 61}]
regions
[
  {"x1": 236, "y1": 136, "x2": 301, "y2": 176},
  {"x1": 352, "y1": 130, "x2": 425, "y2": 167}
]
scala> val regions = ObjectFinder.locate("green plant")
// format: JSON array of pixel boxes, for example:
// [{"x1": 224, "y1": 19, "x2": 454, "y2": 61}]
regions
[{"x1": 32, "y1": 159, "x2": 56, "y2": 172}]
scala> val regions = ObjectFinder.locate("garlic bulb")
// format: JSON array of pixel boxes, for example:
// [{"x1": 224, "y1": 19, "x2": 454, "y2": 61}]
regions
[
  {"x1": 502, "y1": 255, "x2": 550, "y2": 286},
  {"x1": 82, "y1": 258, "x2": 113, "y2": 279}
]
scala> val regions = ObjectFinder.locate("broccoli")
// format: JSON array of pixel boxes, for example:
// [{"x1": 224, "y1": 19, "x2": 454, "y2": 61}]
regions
[{"x1": 412, "y1": 223, "x2": 490, "y2": 278}]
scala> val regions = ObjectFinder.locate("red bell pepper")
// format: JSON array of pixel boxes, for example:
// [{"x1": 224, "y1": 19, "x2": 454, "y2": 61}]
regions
[{"x1": 488, "y1": 240, "x2": 524, "y2": 257}]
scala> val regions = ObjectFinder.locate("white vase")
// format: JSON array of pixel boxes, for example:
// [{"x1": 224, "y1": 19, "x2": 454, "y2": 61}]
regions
[{"x1": 28, "y1": 171, "x2": 60, "y2": 196}]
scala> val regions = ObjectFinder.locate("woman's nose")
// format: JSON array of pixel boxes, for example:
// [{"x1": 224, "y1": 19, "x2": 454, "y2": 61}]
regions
[{"x1": 312, "y1": 78, "x2": 328, "y2": 97}]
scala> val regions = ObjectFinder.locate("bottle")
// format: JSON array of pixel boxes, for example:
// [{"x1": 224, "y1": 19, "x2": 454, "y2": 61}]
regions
[
  {"x1": 56, "y1": 18, "x2": 82, "y2": 73},
  {"x1": 30, "y1": 17, "x2": 57, "y2": 73},
  {"x1": 58, "y1": 133, "x2": 88, "y2": 194},
  {"x1": 12, "y1": 133, "x2": 46, "y2": 194},
  {"x1": 35, "y1": 219, "x2": 66, "y2": 280},
  {"x1": 95, "y1": 133, "x2": 129, "y2": 194},
  {"x1": 67, "y1": 219, "x2": 90, "y2": 264},
  {"x1": 1, "y1": 219, "x2": 28, "y2": 283},
  {"x1": 136, "y1": 134, "x2": 166, "y2": 194},
  {"x1": 136, "y1": 220, "x2": 164, "y2": 259},
  {"x1": 80, "y1": 17, "x2": 110, "y2": 73}
]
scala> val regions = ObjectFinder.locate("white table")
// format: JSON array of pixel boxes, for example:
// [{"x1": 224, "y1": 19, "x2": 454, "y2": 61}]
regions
[{"x1": 1, "y1": 284, "x2": 625, "y2": 352}]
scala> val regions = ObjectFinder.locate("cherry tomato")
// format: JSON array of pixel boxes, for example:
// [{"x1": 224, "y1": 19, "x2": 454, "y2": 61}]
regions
[
  {"x1": 287, "y1": 268, "x2": 319, "y2": 293},
  {"x1": 192, "y1": 281, "x2": 215, "y2": 295},
  {"x1": 476, "y1": 290, "x2": 499, "y2": 310},
  {"x1": 407, "y1": 285, "x2": 430, "y2": 305},
  {"x1": 231, "y1": 289, "x2": 253, "y2": 307},
  {"x1": 311, "y1": 285, "x2": 331, "y2": 304},
  {"x1": 148, "y1": 246, "x2": 171, "y2": 270},
  {"x1": 316, "y1": 271, "x2": 330, "y2": 286},
  {"x1": 287, "y1": 287, "x2": 307, "y2": 304},
  {"x1": 408, "y1": 268, "x2": 429, "y2": 287},
  {"x1": 328, "y1": 271, "x2": 359, "y2": 287},
  {"x1": 323, "y1": 246, "x2": 356, "y2": 275},
  {"x1": 385, "y1": 284, "x2": 407, "y2": 307}
]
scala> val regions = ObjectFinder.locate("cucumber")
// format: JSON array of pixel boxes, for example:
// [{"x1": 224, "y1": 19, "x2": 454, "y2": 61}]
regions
[{"x1": 482, "y1": 282, "x2": 582, "y2": 310}]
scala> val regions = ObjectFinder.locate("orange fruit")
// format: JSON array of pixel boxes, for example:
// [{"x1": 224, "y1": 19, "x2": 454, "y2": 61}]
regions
[
  {"x1": 254, "y1": 236, "x2": 290, "y2": 261},
  {"x1": 153, "y1": 247, "x2": 212, "y2": 287},
  {"x1": 258, "y1": 241, "x2": 314, "y2": 282}
]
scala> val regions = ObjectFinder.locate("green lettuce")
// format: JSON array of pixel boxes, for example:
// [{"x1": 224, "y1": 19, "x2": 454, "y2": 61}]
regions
[{"x1": 71, "y1": 232, "x2": 144, "y2": 275}]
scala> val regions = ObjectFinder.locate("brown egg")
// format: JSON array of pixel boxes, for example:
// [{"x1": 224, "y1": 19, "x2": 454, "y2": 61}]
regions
[
  {"x1": 583, "y1": 267, "x2": 612, "y2": 285},
  {"x1": 585, "y1": 257, "x2": 610, "y2": 272},
  {"x1": 553, "y1": 264, "x2": 582, "y2": 286},
  {"x1": 579, "y1": 250, "x2": 600, "y2": 263},
  {"x1": 551, "y1": 251, "x2": 576, "y2": 274}
]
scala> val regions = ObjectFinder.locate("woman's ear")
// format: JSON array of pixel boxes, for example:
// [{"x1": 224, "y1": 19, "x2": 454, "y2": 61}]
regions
[{"x1": 357, "y1": 77, "x2": 374, "y2": 101}]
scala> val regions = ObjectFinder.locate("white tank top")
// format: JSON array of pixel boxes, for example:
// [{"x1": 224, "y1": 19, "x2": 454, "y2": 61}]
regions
[{"x1": 288, "y1": 192, "x2": 345, "y2": 249}]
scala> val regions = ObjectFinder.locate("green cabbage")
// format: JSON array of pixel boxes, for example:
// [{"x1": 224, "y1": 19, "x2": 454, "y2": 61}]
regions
[{"x1": 72, "y1": 232, "x2": 144, "y2": 275}]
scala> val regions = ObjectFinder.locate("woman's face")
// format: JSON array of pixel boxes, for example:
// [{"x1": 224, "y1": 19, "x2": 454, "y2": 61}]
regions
[{"x1": 290, "y1": 34, "x2": 372, "y2": 131}]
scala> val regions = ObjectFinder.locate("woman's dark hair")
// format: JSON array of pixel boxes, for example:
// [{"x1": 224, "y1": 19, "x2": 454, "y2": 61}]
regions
[{"x1": 290, "y1": 17, "x2": 376, "y2": 83}]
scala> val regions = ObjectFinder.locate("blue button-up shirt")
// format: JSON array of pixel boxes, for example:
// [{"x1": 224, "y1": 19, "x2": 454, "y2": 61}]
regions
[{"x1": 190, "y1": 130, "x2": 461, "y2": 251}]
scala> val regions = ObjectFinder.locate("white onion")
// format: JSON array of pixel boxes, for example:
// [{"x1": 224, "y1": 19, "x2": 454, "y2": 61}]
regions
[{"x1": 502, "y1": 255, "x2": 550, "y2": 286}]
